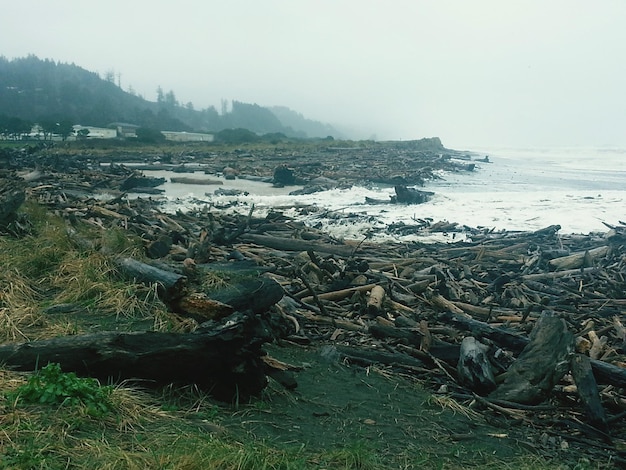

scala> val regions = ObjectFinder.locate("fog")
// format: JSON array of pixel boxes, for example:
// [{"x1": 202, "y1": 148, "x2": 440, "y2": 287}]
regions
[{"x1": 2, "y1": 0, "x2": 625, "y2": 148}]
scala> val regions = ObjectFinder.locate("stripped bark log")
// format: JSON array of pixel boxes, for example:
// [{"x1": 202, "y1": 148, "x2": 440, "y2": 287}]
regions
[
  {"x1": 548, "y1": 246, "x2": 609, "y2": 270},
  {"x1": 300, "y1": 283, "x2": 378, "y2": 304},
  {"x1": 457, "y1": 336, "x2": 496, "y2": 395},
  {"x1": 366, "y1": 285, "x2": 386, "y2": 316},
  {"x1": 522, "y1": 267, "x2": 598, "y2": 281}
]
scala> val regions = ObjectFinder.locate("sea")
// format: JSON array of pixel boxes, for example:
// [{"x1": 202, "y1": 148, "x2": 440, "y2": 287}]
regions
[{"x1": 136, "y1": 147, "x2": 626, "y2": 243}]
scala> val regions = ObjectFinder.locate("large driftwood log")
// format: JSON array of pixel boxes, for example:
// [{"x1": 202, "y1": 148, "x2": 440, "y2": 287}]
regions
[
  {"x1": 240, "y1": 233, "x2": 355, "y2": 256},
  {"x1": 0, "y1": 312, "x2": 277, "y2": 401},
  {"x1": 489, "y1": 312, "x2": 574, "y2": 404},
  {"x1": 547, "y1": 246, "x2": 609, "y2": 270}
]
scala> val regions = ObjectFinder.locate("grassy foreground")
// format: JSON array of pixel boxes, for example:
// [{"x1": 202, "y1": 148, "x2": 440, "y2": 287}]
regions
[{"x1": 0, "y1": 203, "x2": 595, "y2": 469}]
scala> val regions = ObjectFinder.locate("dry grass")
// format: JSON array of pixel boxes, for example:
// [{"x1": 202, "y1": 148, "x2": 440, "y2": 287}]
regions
[
  {"x1": 0, "y1": 203, "x2": 165, "y2": 340},
  {"x1": 428, "y1": 394, "x2": 484, "y2": 421}
]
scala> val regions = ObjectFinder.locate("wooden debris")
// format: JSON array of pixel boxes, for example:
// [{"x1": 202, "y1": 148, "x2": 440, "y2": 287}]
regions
[
  {"x1": 392, "y1": 185, "x2": 434, "y2": 204},
  {"x1": 3, "y1": 143, "x2": 626, "y2": 459},
  {"x1": 240, "y1": 233, "x2": 355, "y2": 256}
]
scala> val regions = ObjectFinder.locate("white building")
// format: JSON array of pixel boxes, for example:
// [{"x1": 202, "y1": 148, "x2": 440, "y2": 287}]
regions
[
  {"x1": 162, "y1": 131, "x2": 214, "y2": 142},
  {"x1": 73, "y1": 125, "x2": 117, "y2": 139}
]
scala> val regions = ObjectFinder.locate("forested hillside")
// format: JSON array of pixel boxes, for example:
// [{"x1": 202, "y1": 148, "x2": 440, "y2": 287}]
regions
[{"x1": 0, "y1": 55, "x2": 341, "y2": 138}]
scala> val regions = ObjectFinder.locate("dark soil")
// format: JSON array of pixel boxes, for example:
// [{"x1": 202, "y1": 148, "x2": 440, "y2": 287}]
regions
[{"x1": 218, "y1": 342, "x2": 579, "y2": 469}]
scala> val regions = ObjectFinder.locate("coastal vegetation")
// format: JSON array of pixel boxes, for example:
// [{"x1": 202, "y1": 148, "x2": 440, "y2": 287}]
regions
[{"x1": 0, "y1": 55, "x2": 340, "y2": 141}]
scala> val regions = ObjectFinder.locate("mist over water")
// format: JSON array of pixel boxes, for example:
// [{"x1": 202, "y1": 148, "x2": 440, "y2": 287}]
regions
[{"x1": 141, "y1": 147, "x2": 625, "y2": 242}]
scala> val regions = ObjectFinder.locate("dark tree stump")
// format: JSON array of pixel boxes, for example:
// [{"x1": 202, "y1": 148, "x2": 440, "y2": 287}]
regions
[
  {"x1": 0, "y1": 180, "x2": 26, "y2": 228},
  {"x1": 489, "y1": 312, "x2": 574, "y2": 405}
]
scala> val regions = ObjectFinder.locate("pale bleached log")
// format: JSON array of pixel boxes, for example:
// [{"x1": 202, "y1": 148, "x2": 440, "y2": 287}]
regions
[
  {"x1": 366, "y1": 285, "x2": 386, "y2": 316},
  {"x1": 457, "y1": 336, "x2": 496, "y2": 395},
  {"x1": 548, "y1": 246, "x2": 609, "y2": 270},
  {"x1": 522, "y1": 266, "x2": 598, "y2": 281},
  {"x1": 300, "y1": 283, "x2": 378, "y2": 304}
]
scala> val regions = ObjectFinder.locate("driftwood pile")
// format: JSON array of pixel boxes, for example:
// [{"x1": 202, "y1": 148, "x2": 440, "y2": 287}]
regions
[{"x1": 1, "y1": 144, "x2": 625, "y2": 461}]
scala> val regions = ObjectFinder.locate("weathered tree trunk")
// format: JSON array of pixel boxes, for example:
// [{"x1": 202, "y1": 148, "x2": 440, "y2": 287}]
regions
[
  {"x1": 0, "y1": 312, "x2": 277, "y2": 401},
  {"x1": 116, "y1": 257, "x2": 187, "y2": 302},
  {"x1": 489, "y1": 312, "x2": 574, "y2": 404}
]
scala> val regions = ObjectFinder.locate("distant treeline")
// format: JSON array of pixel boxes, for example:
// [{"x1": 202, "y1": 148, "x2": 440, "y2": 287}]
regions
[{"x1": 0, "y1": 55, "x2": 341, "y2": 139}]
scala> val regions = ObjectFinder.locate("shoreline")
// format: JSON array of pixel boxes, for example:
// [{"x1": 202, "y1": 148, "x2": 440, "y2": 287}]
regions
[{"x1": 1, "y1": 141, "x2": 625, "y2": 465}]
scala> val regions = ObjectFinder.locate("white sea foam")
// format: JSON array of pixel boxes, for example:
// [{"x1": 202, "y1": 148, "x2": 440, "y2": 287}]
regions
[{"x1": 137, "y1": 147, "x2": 625, "y2": 242}]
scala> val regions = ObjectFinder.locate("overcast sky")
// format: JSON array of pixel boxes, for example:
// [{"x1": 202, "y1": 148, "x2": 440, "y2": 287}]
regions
[{"x1": 2, "y1": 1, "x2": 625, "y2": 148}]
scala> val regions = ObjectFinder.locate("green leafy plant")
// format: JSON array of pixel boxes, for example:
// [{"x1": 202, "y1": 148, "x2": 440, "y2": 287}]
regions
[{"x1": 7, "y1": 363, "x2": 114, "y2": 416}]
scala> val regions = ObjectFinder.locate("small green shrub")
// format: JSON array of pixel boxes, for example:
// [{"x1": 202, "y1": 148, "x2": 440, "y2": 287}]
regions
[{"x1": 7, "y1": 363, "x2": 114, "y2": 416}]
